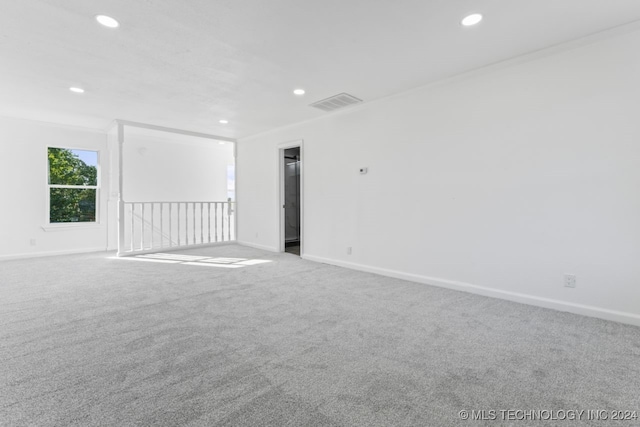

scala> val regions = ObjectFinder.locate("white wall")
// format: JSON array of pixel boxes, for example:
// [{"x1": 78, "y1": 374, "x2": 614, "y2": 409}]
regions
[
  {"x1": 121, "y1": 126, "x2": 235, "y2": 203},
  {"x1": 0, "y1": 117, "x2": 110, "y2": 258},
  {"x1": 237, "y1": 27, "x2": 640, "y2": 325}
]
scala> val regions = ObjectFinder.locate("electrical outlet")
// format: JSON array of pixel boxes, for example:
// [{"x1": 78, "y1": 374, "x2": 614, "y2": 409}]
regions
[
  {"x1": 29, "y1": 238, "x2": 36, "y2": 246},
  {"x1": 564, "y1": 274, "x2": 576, "y2": 288},
  {"x1": 346, "y1": 247, "x2": 352, "y2": 255}
]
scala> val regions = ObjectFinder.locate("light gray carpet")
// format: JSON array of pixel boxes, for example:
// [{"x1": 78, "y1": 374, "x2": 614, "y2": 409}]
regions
[{"x1": 1, "y1": 245, "x2": 639, "y2": 426}]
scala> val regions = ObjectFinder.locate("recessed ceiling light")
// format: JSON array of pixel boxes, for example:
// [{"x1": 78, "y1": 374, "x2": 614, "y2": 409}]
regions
[
  {"x1": 461, "y1": 13, "x2": 483, "y2": 26},
  {"x1": 218, "y1": 141, "x2": 225, "y2": 145},
  {"x1": 219, "y1": 119, "x2": 229, "y2": 124},
  {"x1": 69, "y1": 87, "x2": 85, "y2": 93},
  {"x1": 95, "y1": 15, "x2": 119, "y2": 28},
  {"x1": 293, "y1": 89, "x2": 305, "y2": 96}
]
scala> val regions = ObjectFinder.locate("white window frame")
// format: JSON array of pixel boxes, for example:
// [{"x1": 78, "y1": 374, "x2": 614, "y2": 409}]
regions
[{"x1": 45, "y1": 146, "x2": 101, "y2": 228}]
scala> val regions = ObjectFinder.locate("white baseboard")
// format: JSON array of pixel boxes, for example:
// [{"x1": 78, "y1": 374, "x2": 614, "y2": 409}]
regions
[
  {"x1": 302, "y1": 254, "x2": 640, "y2": 328},
  {"x1": 0, "y1": 247, "x2": 108, "y2": 261},
  {"x1": 237, "y1": 241, "x2": 279, "y2": 252}
]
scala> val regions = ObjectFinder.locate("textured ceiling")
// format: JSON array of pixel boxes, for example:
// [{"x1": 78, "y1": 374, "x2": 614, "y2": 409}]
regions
[{"x1": 2, "y1": 0, "x2": 640, "y2": 138}]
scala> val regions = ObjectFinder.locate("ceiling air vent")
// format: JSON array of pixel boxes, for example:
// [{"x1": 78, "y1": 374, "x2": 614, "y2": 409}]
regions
[{"x1": 309, "y1": 93, "x2": 363, "y2": 112}]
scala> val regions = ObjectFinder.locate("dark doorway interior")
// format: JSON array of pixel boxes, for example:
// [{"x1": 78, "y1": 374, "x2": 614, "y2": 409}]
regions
[{"x1": 283, "y1": 147, "x2": 300, "y2": 255}]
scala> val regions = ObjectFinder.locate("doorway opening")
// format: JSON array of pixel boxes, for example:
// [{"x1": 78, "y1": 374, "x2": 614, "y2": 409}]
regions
[{"x1": 282, "y1": 146, "x2": 301, "y2": 255}]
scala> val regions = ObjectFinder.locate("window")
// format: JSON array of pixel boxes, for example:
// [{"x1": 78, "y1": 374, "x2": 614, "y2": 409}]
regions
[{"x1": 47, "y1": 148, "x2": 98, "y2": 223}]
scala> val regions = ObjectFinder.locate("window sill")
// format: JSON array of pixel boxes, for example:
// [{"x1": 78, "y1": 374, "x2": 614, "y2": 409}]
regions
[{"x1": 41, "y1": 223, "x2": 103, "y2": 232}]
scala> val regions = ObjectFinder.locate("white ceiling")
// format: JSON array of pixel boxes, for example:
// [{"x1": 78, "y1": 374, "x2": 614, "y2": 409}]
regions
[{"x1": 2, "y1": 1, "x2": 640, "y2": 139}]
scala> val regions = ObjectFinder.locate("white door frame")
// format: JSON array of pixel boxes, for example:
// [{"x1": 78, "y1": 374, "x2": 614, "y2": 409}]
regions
[{"x1": 277, "y1": 139, "x2": 304, "y2": 254}]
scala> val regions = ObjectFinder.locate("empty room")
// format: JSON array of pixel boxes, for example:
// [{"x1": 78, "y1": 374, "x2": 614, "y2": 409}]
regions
[{"x1": 1, "y1": 1, "x2": 640, "y2": 426}]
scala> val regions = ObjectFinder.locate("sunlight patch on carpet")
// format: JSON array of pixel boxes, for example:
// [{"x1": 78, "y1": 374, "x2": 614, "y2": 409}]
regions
[{"x1": 113, "y1": 253, "x2": 273, "y2": 268}]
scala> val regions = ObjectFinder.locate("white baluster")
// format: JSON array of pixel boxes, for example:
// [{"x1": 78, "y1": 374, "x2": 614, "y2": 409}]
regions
[
  {"x1": 215, "y1": 202, "x2": 219, "y2": 242},
  {"x1": 208, "y1": 203, "x2": 211, "y2": 243},
  {"x1": 185, "y1": 203, "x2": 189, "y2": 246},
  {"x1": 150, "y1": 203, "x2": 154, "y2": 249},
  {"x1": 130, "y1": 203, "x2": 134, "y2": 252},
  {"x1": 227, "y1": 202, "x2": 231, "y2": 241},
  {"x1": 160, "y1": 202, "x2": 164, "y2": 249},
  {"x1": 141, "y1": 203, "x2": 145, "y2": 250}
]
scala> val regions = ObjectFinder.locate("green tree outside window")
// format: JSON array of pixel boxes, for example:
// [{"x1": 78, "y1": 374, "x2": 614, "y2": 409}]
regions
[{"x1": 48, "y1": 148, "x2": 98, "y2": 223}]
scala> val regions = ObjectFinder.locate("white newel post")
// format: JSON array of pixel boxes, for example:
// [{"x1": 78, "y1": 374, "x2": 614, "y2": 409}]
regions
[{"x1": 117, "y1": 122, "x2": 125, "y2": 256}]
